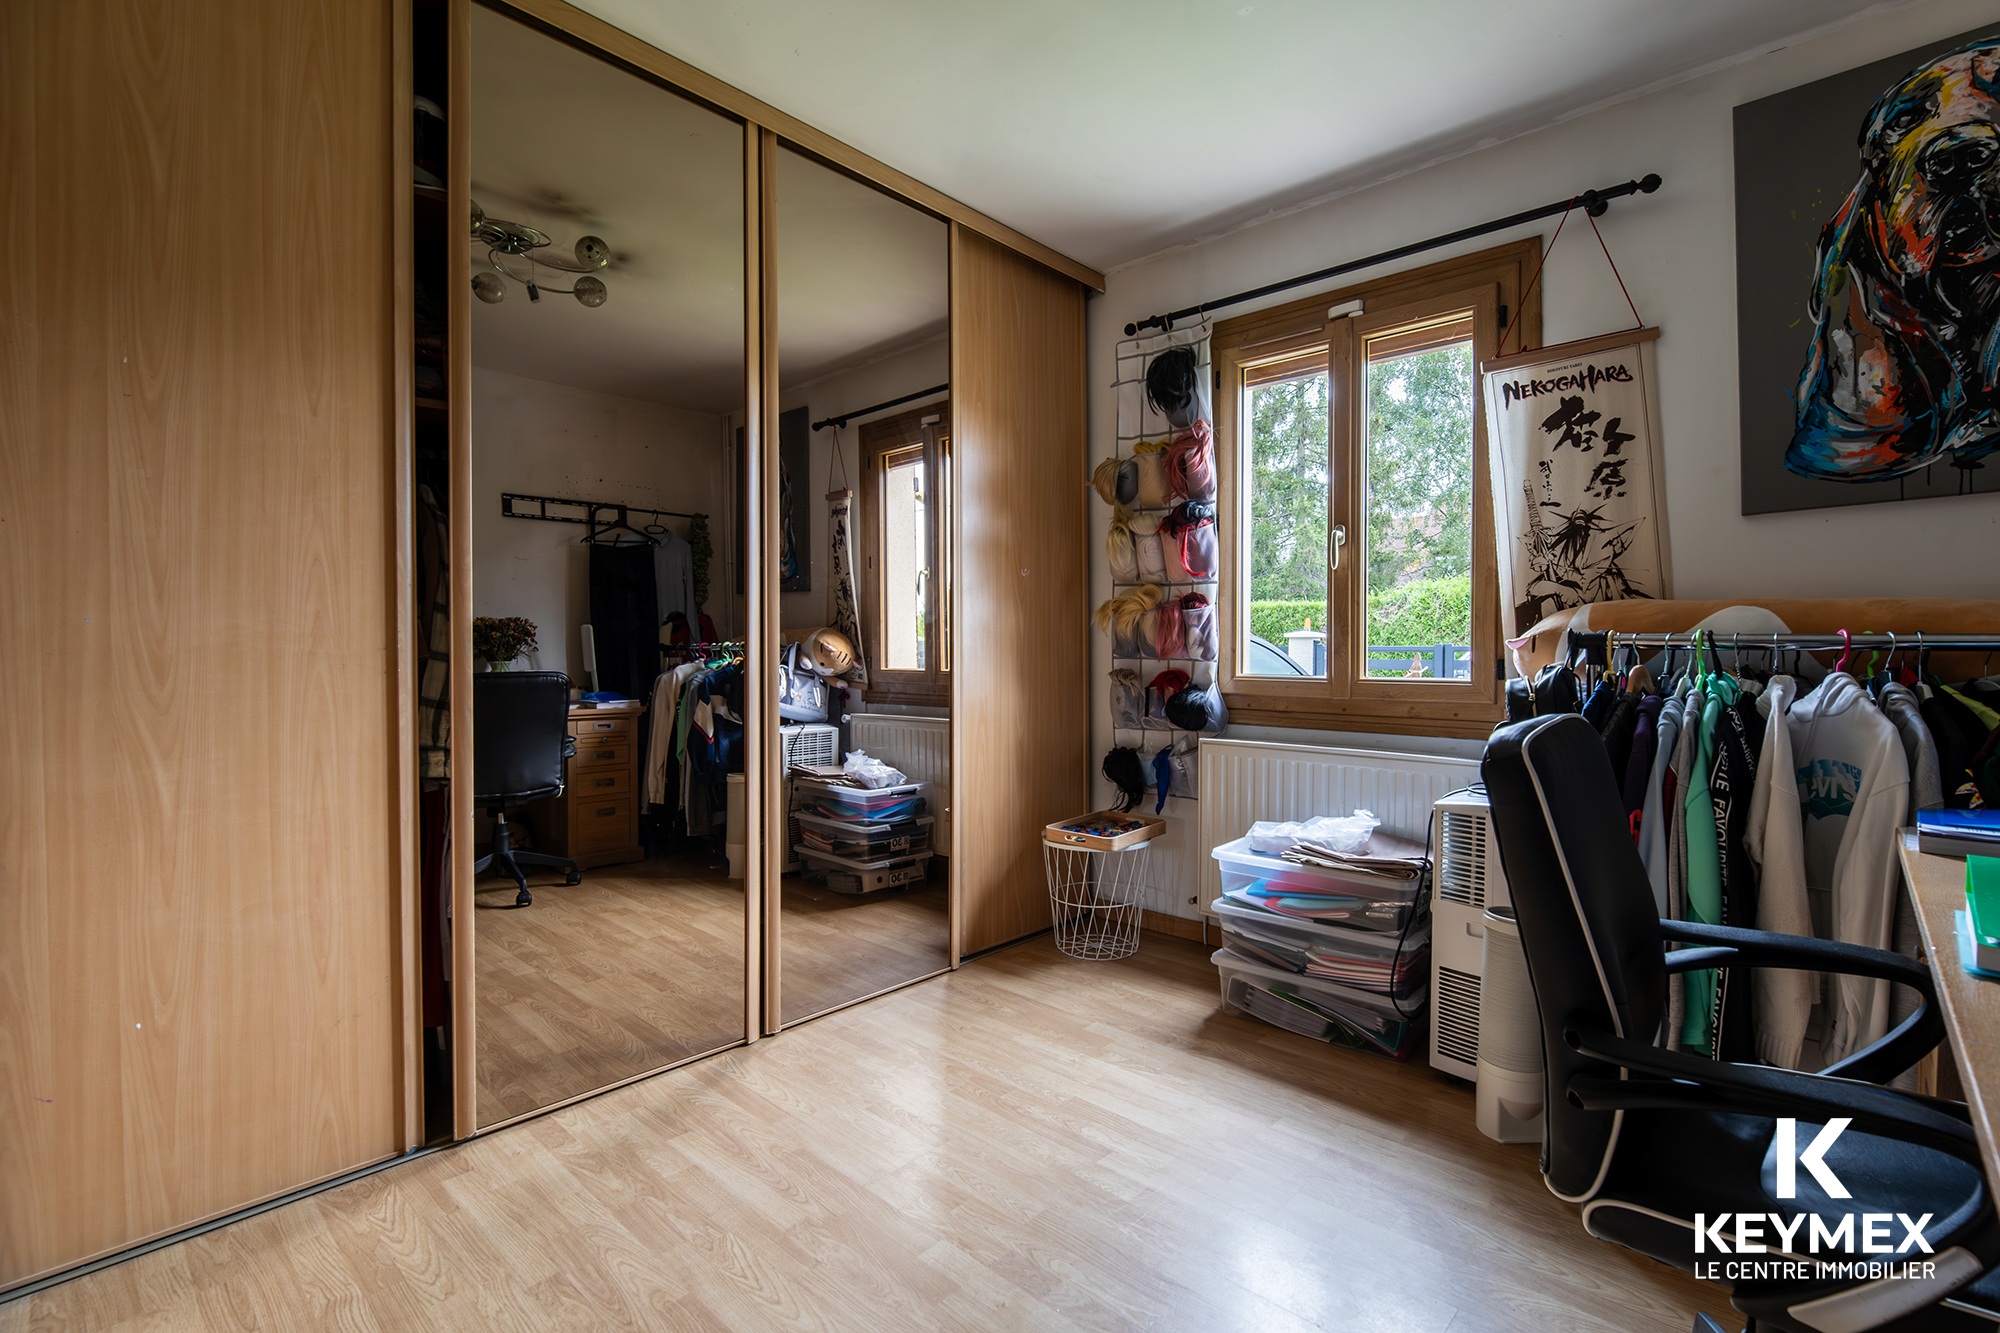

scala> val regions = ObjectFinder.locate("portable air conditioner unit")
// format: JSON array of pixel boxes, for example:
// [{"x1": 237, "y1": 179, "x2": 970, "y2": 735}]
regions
[
  {"x1": 780, "y1": 724, "x2": 839, "y2": 872},
  {"x1": 1427, "y1": 788, "x2": 1542, "y2": 1143},
  {"x1": 1429, "y1": 789, "x2": 1509, "y2": 1080}
]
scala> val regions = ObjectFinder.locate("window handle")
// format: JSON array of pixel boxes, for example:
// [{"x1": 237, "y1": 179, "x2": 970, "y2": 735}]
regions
[{"x1": 1329, "y1": 525, "x2": 1348, "y2": 572}]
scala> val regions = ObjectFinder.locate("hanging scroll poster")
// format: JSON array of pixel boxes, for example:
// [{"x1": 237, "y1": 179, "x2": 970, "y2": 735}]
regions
[{"x1": 1481, "y1": 328, "x2": 1672, "y2": 638}]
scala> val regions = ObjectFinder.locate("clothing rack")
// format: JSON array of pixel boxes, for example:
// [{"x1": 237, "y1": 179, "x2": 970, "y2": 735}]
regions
[
  {"x1": 500, "y1": 491, "x2": 706, "y2": 529},
  {"x1": 661, "y1": 639, "x2": 744, "y2": 658},
  {"x1": 810, "y1": 384, "x2": 948, "y2": 432},
  {"x1": 1122, "y1": 173, "x2": 1663, "y2": 336}
]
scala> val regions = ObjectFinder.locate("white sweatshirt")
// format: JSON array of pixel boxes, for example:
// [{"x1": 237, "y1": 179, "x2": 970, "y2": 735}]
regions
[
  {"x1": 1786, "y1": 672, "x2": 1910, "y2": 1066},
  {"x1": 1743, "y1": 675, "x2": 1814, "y2": 1069}
]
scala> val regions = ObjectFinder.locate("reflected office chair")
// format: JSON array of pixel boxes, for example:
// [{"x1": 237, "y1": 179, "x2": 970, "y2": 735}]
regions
[
  {"x1": 1483, "y1": 714, "x2": 2000, "y2": 1333},
  {"x1": 474, "y1": 670, "x2": 580, "y2": 908}
]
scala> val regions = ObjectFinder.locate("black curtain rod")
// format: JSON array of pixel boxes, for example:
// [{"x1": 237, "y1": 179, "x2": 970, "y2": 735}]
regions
[
  {"x1": 1569, "y1": 630, "x2": 2000, "y2": 652},
  {"x1": 811, "y1": 383, "x2": 948, "y2": 432},
  {"x1": 1122, "y1": 173, "x2": 1663, "y2": 337}
]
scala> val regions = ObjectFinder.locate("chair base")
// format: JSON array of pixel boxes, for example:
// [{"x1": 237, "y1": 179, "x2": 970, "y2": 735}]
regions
[{"x1": 474, "y1": 810, "x2": 580, "y2": 908}]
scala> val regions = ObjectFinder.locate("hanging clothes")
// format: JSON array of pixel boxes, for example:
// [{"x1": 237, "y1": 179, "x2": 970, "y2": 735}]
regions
[
  {"x1": 653, "y1": 527, "x2": 699, "y2": 634},
  {"x1": 1787, "y1": 671, "x2": 1911, "y2": 1066},
  {"x1": 1745, "y1": 675, "x2": 1814, "y2": 1069},
  {"x1": 1920, "y1": 684, "x2": 1985, "y2": 808},
  {"x1": 1663, "y1": 679, "x2": 1702, "y2": 1047},
  {"x1": 1707, "y1": 685, "x2": 1762, "y2": 1063},
  {"x1": 1621, "y1": 692, "x2": 1662, "y2": 829},
  {"x1": 588, "y1": 542, "x2": 660, "y2": 698},
  {"x1": 1639, "y1": 693, "x2": 1683, "y2": 915},
  {"x1": 1879, "y1": 680, "x2": 1944, "y2": 817},
  {"x1": 1878, "y1": 678, "x2": 1944, "y2": 1091},
  {"x1": 1679, "y1": 678, "x2": 1726, "y2": 1052},
  {"x1": 1601, "y1": 688, "x2": 1640, "y2": 778},
  {"x1": 644, "y1": 661, "x2": 702, "y2": 807},
  {"x1": 1581, "y1": 677, "x2": 1617, "y2": 731},
  {"x1": 1941, "y1": 682, "x2": 2000, "y2": 733}
]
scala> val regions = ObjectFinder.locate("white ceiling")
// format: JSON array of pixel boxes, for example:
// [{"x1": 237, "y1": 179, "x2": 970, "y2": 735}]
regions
[
  {"x1": 569, "y1": 0, "x2": 1891, "y2": 271},
  {"x1": 471, "y1": 6, "x2": 946, "y2": 412}
]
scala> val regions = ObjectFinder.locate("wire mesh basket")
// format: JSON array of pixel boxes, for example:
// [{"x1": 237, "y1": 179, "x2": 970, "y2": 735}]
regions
[{"x1": 1042, "y1": 839, "x2": 1150, "y2": 961}]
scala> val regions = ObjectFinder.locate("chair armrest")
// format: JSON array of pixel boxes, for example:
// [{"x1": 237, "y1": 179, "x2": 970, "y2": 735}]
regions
[
  {"x1": 1566, "y1": 1026, "x2": 1981, "y2": 1169},
  {"x1": 1656, "y1": 918, "x2": 1943, "y2": 1083},
  {"x1": 562, "y1": 736, "x2": 577, "y2": 759}
]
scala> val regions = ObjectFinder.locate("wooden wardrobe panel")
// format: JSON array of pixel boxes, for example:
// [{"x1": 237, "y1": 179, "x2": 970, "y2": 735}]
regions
[
  {"x1": 949, "y1": 227, "x2": 1089, "y2": 957},
  {"x1": 0, "y1": 0, "x2": 402, "y2": 1288}
]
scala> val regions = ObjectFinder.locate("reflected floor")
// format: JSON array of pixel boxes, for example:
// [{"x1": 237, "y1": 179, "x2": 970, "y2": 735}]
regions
[
  {"x1": 780, "y1": 873, "x2": 950, "y2": 1024},
  {"x1": 474, "y1": 853, "x2": 744, "y2": 1125}
]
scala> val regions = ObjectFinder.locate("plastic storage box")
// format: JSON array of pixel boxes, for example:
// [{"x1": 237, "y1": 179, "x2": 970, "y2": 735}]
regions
[
  {"x1": 793, "y1": 810, "x2": 933, "y2": 859},
  {"x1": 797, "y1": 779, "x2": 927, "y2": 822},
  {"x1": 798, "y1": 847, "x2": 934, "y2": 893},
  {"x1": 1212, "y1": 897, "x2": 1430, "y2": 999},
  {"x1": 1210, "y1": 835, "x2": 1424, "y2": 933},
  {"x1": 1212, "y1": 947, "x2": 1423, "y2": 1060}
]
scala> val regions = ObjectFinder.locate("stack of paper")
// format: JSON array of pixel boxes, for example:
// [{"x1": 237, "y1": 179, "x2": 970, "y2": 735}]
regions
[{"x1": 1280, "y1": 829, "x2": 1430, "y2": 882}]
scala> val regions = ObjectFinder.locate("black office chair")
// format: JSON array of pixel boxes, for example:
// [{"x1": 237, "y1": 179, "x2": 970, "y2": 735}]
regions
[
  {"x1": 474, "y1": 670, "x2": 581, "y2": 908},
  {"x1": 1483, "y1": 714, "x2": 2000, "y2": 1333}
]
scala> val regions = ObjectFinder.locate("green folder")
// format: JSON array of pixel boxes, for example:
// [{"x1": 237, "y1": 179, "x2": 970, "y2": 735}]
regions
[{"x1": 1968, "y1": 856, "x2": 2000, "y2": 974}]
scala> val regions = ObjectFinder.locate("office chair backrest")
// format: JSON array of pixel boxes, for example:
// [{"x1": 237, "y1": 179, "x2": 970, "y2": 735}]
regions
[
  {"x1": 1481, "y1": 714, "x2": 1667, "y2": 1202},
  {"x1": 472, "y1": 671, "x2": 572, "y2": 804}
]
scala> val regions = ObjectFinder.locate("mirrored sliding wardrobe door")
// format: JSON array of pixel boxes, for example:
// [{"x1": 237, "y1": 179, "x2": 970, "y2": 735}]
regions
[
  {"x1": 456, "y1": 2, "x2": 752, "y2": 1129},
  {"x1": 769, "y1": 143, "x2": 951, "y2": 1027}
]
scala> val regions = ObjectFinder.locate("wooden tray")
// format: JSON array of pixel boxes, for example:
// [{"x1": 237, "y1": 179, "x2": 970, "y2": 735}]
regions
[{"x1": 1043, "y1": 811, "x2": 1167, "y2": 852}]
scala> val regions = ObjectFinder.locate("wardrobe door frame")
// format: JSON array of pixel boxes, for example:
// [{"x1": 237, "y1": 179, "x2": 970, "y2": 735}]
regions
[
  {"x1": 443, "y1": 0, "x2": 1102, "y2": 1127},
  {"x1": 446, "y1": 0, "x2": 769, "y2": 1137},
  {"x1": 761, "y1": 142, "x2": 958, "y2": 1032}
]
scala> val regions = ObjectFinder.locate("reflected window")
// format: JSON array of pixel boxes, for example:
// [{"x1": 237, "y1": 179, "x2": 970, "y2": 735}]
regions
[
  {"x1": 881, "y1": 445, "x2": 927, "y2": 670},
  {"x1": 859, "y1": 404, "x2": 950, "y2": 703}
]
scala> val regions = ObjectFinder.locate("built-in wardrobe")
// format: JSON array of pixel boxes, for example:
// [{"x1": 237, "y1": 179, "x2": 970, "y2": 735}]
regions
[{"x1": 1, "y1": 0, "x2": 1093, "y2": 1295}]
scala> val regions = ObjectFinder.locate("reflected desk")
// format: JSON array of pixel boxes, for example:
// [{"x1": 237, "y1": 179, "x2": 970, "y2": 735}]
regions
[{"x1": 526, "y1": 701, "x2": 647, "y2": 869}]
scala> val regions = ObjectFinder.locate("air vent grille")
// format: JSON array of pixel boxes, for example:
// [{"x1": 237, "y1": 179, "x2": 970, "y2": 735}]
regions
[
  {"x1": 1435, "y1": 965, "x2": 1482, "y2": 1066},
  {"x1": 1437, "y1": 811, "x2": 1489, "y2": 908}
]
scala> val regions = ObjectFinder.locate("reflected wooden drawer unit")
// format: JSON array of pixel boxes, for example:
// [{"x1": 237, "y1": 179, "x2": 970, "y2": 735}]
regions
[{"x1": 527, "y1": 702, "x2": 646, "y2": 869}]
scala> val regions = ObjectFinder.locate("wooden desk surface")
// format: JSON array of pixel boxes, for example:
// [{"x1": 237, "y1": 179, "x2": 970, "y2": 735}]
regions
[{"x1": 1899, "y1": 835, "x2": 2000, "y2": 1184}]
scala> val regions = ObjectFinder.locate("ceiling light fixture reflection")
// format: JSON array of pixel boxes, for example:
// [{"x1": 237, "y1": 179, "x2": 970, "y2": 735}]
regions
[{"x1": 470, "y1": 200, "x2": 609, "y2": 307}]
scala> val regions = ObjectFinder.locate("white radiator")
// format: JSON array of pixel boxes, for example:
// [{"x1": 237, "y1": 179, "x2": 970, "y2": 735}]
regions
[
  {"x1": 847, "y1": 713, "x2": 951, "y2": 849},
  {"x1": 1194, "y1": 739, "x2": 1480, "y2": 913}
]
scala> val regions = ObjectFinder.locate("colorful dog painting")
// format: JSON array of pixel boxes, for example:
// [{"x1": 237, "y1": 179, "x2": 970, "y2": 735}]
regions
[{"x1": 1791, "y1": 39, "x2": 2000, "y2": 483}]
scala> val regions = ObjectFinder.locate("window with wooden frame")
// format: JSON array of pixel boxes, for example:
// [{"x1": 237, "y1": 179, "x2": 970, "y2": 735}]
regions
[
  {"x1": 1214, "y1": 241, "x2": 1539, "y2": 739},
  {"x1": 857, "y1": 401, "x2": 951, "y2": 705}
]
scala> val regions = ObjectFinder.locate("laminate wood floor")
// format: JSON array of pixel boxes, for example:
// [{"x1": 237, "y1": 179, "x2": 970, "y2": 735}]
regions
[
  {"x1": 475, "y1": 857, "x2": 952, "y2": 1123},
  {"x1": 474, "y1": 854, "x2": 747, "y2": 1126},
  {"x1": 780, "y1": 875, "x2": 949, "y2": 1025},
  {"x1": 5, "y1": 934, "x2": 1735, "y2": 1331}
]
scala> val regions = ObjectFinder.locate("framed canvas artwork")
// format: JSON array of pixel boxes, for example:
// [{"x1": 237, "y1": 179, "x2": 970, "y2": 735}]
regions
[{"x1": 1736, "y1": 29, "x2": 2000, "y2": 514}]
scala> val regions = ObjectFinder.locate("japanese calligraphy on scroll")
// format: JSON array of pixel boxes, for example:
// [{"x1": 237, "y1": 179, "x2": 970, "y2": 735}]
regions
[{"x1": 1481, "y1": 328, "x2": 1671, "y2": 638}]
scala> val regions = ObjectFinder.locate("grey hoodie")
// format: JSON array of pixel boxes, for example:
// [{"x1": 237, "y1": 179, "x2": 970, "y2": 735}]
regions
[{"x1": 1787, "y1": 672, "x2": 1910, "y2": 1066}]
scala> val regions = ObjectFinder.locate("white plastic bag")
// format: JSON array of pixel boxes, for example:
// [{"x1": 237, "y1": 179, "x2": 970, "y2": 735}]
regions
[
  {"x1": 1245, "y1": 809, "x2": 1379, "y2": 854},
  {"x1": 843, "y1": 749, "x2": 908, "y2": 790}
]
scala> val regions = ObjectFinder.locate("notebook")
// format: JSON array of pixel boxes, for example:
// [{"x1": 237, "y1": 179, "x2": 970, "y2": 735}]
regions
[{"x1": 1967, "y1": 856, "x2": 2000, "y2": 975}]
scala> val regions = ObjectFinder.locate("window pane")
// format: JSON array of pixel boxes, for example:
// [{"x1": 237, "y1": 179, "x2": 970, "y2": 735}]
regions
[
  {"x1": 1243, "y1": 369, "x2": 1329, "y2": 679},
  {"x1": 882, "y1": 451, "x2": 927, "y2": 670},
  {"x1": 1362, "y1": 336, "x2": 1474, "y2": 680}
]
